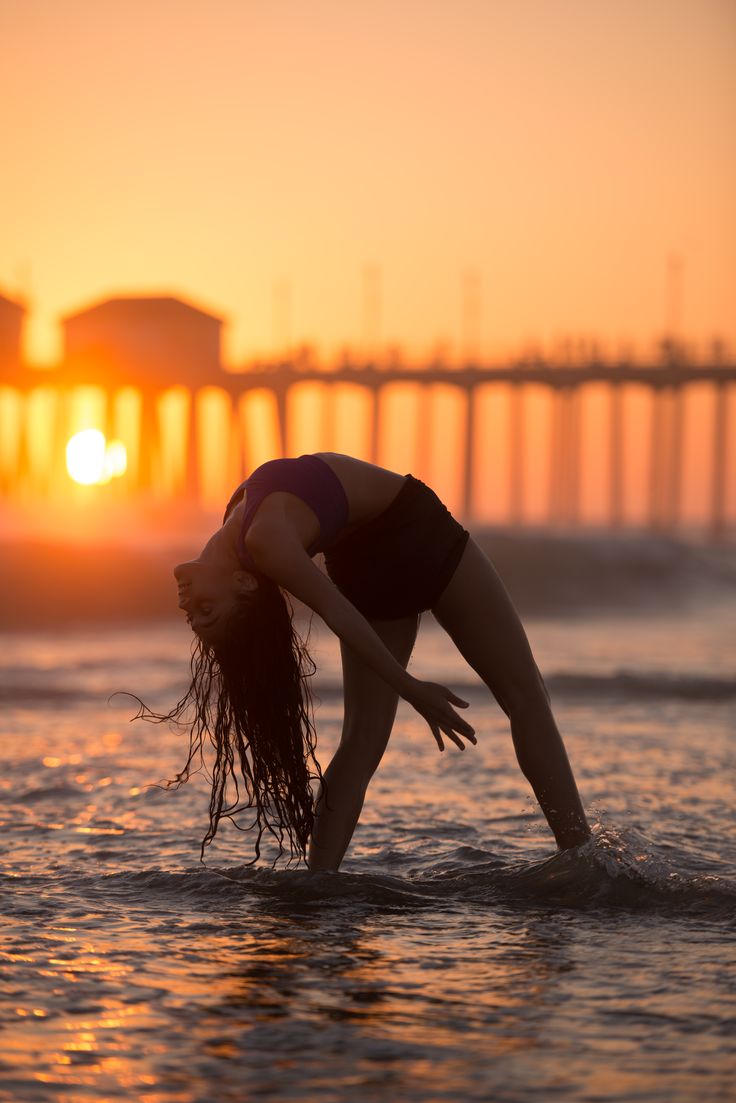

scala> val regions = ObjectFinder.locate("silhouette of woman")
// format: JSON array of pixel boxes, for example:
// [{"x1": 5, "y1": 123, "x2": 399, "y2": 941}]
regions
[{"x1": 155, "y1": 452, "x2": 590, "y2": 868}]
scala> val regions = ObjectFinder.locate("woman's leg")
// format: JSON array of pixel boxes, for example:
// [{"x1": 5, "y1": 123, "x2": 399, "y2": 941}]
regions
[
  {"x1": 308, "y1": 613, "x2": 420, "y2": 871},
  {"x1": 432, "y1": 537, "x2": 590, "y2": 849}
]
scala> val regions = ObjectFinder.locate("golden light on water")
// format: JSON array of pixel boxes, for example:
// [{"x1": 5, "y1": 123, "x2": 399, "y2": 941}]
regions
[{"x1": 65, "y1": 429, "x2": 128, "y2": 486}]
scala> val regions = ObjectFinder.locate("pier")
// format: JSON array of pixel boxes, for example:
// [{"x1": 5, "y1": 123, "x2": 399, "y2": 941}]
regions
[{"x1": 1, "y1": 352, "x2": 733, "y2": 539}]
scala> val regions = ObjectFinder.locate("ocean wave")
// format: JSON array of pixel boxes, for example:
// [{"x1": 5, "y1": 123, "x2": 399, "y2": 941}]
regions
[
  {"x1": 425, "y1": 825, "x2": 736, "y2": 916},
  {"x1": 0, "y1": 679, "x2": 187, "y2": 708},
  {"x1": 0, "y1": 684, "x2": 86, "y2": 705},
  {"x1": 493, "y1": 824, "x2": 736, "y2": 913},
  {"x1": 544, "y1": 670, "x2": 736, "y2": 700},
  {"x1": 2, "y1": 668, "x2": 732, "y2": 707},
  {"x1": 312, "y1": 670, "x2": 736, "y2": 702},
  {"x1": 478, "y1": 529, "x2": 736, "y2": 614},
  {"x1": 8, "y1": 824, "x2": 731, "y2": 919}
]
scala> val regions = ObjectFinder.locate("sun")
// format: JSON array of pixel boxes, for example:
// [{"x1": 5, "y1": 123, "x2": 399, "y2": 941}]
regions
[{"x1": 66, "y1": 430, "x2": 127, "y2": 486}]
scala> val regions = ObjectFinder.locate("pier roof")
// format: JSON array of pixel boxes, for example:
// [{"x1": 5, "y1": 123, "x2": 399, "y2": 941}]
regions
[{"x1": 62, "y1": 294, "x2": 224, "y2": 326}]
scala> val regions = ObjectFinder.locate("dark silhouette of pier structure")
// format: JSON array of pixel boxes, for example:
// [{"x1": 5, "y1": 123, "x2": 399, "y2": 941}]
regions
[
  {"x1": 0, "y1": 293, "x2": 733, "y2": 537},
  {"x1": 220, "y1": 354, "x2": 734, "y2": 538}
]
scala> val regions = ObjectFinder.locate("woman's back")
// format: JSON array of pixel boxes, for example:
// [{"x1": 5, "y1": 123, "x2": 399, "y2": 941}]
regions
[{"x1": 311, "y1": 452, "x2": 407, "y2": 534}]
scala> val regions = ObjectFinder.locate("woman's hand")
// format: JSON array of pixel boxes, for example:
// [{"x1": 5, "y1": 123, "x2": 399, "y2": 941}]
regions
[{"x1": 402, "y1": 677, "x2": 477, "y2": 752}]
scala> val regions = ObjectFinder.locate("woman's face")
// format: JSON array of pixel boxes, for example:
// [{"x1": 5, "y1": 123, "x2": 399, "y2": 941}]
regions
[{"x1": 174, "y1": 560, "x2": 252, "y2": 638}]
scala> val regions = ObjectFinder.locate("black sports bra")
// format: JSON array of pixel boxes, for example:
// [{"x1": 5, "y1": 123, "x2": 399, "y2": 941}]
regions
[{"x1": 223, "y1": 455, "x2": 350, "y2": 571}]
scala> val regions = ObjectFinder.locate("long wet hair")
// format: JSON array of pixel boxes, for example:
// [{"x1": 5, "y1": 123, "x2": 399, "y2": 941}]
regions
[{"x1": 134, "y1": 575, "x2": 323, "y2": 865}]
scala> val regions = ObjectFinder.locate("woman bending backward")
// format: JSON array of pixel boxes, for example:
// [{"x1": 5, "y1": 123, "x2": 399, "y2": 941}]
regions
[{"x1": 151, "y1": 452, "x2": 590, "y2": 868}]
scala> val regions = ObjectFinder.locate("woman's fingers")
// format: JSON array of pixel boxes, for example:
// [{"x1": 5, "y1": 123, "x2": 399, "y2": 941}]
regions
[
  {"x1": 448, "y1": 692, "x2": 470, "y2": 708},
  {"x1": 408, "y1": 680, "x2": 477, "y2": 751},
  {"x1": 430, "y1": 721, "x2": 468, "y2": 753},
  {"x1": 439, "y1": 687, "x2": 476, "y2": 742},
  {"x1": 436, "y1": 705, "x2": 475, "y2": 747},
  {"x1": 448, "y1": 707, "x2": 476, "y2": 743},
  {"x1": 431, "y1": 712, "x2": 473, "y2": 749}
]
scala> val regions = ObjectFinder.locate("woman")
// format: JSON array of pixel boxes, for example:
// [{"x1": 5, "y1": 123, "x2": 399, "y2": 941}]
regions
[{"x1": 163, "y1": 451, "x2": 590, "y2": 869}]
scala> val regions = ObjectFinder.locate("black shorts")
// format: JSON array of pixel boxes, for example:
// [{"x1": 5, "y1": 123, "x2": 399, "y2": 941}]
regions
[{"x1": 323, "y1": 475, "x2": 470, "y2": 620}]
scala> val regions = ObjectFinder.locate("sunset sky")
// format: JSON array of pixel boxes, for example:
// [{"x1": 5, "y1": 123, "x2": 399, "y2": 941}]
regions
[{"x1": 1, "y1": 0, "x2": 735, "y2": 368}]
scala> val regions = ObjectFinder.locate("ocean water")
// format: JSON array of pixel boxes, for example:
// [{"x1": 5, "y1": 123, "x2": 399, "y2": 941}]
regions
[{"x1": 1, "y1": 539, "x2": 735, "y2": 1103}]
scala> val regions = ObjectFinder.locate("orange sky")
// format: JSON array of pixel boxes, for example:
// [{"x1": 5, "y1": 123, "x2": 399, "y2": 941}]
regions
[{"x1": 1, "y1": 0, "x2": 735, "y2": 367}]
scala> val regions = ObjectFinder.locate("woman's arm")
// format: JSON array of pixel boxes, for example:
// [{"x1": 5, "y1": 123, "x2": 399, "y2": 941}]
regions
[{"x1": 247, "y1": 524, "x2": 476, "y2": 751}]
